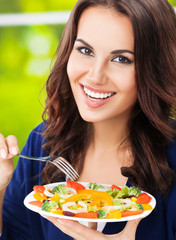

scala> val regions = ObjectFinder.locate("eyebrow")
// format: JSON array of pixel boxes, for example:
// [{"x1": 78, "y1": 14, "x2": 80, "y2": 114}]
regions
[
  {"x1": 76, "y1": 38, "x2": 134, "y2": 55},
  {"x1": 76, "y1": 39, "x2": 93, "y2": 50}
]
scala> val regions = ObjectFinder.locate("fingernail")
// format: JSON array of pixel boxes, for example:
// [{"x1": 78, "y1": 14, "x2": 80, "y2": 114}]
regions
[
  {"x1": 11, "y1": 147, "x2": 18, "y2": 155},
  {"x1": 0, "y1": 149, "x2": 7, "y2": 159},
  {"x1": 57, "y1": 219, "x2": 65, "y2": 225}
]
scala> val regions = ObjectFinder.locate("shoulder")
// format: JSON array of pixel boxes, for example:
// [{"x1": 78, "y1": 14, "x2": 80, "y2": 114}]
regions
[
  {"x1": 28, "y1": 122, "x2": 46, "y2": 140},
  {"x1": 166, "y1": 138, "x2": 176, "y2": 172},
  {"x1": 21, "y1": 122, "x2": 48, "y2": 157}
]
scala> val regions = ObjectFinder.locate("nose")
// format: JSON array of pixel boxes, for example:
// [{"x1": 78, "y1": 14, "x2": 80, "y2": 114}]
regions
[{"x1": 85, "y1": 59, "x2": 107, "y2": 85}]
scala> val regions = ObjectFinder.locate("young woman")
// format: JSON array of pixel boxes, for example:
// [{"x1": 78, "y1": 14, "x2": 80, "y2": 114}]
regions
[{"x1": 0, "y1": 0, "x2": 176, "y2": 239}]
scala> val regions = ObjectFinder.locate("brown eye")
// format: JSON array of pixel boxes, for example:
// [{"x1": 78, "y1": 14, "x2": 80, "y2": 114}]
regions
[
  {"x1": 112, "y1": 56, "x2": 132, "y2": 64},
  {"x1": 76, "y1": 47, "x2": 94, "y2": 56}
]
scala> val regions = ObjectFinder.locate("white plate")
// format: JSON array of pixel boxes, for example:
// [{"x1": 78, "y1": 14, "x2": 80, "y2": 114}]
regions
[{"x1": 24, "y1": 182, "x2": 156, "y2": 222}]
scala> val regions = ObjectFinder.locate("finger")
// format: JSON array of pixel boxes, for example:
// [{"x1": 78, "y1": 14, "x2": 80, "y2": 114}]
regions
[
  {"x1": 88, "y1": 222, "x2": 97, "y2": 230},
  {"x1": 45, "y1": 216, "x2": 104, "y2": 240},
  {"x1": 0, "y1": 133, "x2": 8, "y2": 159},
  {"x1": 6, "y1": 135, "x2": 19, "y2": 156},
  {"x1": 121, "y1": 218, "x2": 142, "y2": 239},
  {"x1": 45, "y1": 216, "x2": 86, "y2": 240}
]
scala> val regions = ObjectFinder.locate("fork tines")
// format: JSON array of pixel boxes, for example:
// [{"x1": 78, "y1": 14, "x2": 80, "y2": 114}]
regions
[{"x1": 53, "y1": 157, "x2": 79, "y2": 181}]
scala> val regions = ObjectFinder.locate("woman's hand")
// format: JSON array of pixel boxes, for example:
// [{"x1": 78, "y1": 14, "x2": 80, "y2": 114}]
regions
[
  {"x1": 0, "y1": 134, "x2": 19, "y2": 191},
  {"x1": 42, "y1": 215, "x2": 141, "y2": 240}
]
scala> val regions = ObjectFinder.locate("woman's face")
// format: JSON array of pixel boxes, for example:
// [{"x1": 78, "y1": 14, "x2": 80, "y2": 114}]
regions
[{"x1": 67, "y1": 6, "x2": 137, "y2": 124}]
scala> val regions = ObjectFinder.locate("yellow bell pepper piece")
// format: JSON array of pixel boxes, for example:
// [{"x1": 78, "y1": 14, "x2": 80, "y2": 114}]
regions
[
  {"x1": 50, "y1": 209, "x2": 63, "y2": 215},
  {"x1": 50, "y1": 193, "x2": 60, "y2": 202},
  {"x1": 33, "y1": 192, "x2": 47, "y2": 202},
  {"x1": 107, "y1": 211, "x2": 121, "y2": 219},
  {"x1": 65, "y1": 190, "x2": 113, "y2": 205},
  {"x1": 131, "y1": 197, "x2": 137, "y2": 202},
  {"x1": 142, "y1": 204, "x2": 153, "y2": 211}
]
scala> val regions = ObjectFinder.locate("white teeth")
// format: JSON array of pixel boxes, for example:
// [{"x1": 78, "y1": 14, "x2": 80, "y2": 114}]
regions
[
  {"x1": 83, "y1": 86, "x2": 114, "y2": 99},
  {"x1": 95, "y1": 93, "x2": 100, "y2": 98}
]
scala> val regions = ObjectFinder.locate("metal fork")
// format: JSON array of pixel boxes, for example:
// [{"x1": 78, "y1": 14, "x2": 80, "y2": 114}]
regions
[{"x1": 18, "y1": 154, "x2": 80, "y2": 181}]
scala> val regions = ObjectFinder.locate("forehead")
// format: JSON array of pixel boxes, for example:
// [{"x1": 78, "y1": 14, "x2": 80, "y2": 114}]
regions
[{"x1": 77, "y1": 6, "x2": 134, "y2": 51}]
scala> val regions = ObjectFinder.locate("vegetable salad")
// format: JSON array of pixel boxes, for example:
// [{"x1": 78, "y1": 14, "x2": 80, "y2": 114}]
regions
[{"x1": 29, "y1": 181, "x2": 153, "y2": 219}]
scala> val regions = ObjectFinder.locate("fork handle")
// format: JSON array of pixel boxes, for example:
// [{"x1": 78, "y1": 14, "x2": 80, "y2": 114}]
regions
[{"x1": 17, "y1": 154, "x2": 50, "y2": 161}]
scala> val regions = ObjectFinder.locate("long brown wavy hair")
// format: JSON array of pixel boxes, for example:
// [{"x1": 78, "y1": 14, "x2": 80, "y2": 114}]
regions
[{"x1": 41, "y1": 0, "x2": 176, "y2": 195}]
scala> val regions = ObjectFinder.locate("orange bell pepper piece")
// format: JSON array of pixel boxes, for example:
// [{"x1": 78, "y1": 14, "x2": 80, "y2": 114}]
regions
[
  {"x1": 64, "y1": 193, "x2": 89, "y2": 202},
  {"x1": 79, "y1": 190, "x2": 113, "y2": 205},
  {"x1": 33, "y1": 192, "x2": 47, "y2": 202},
  {"x1": 65, "y1": 190, "x2": 113, "y2": 205},
  {"x1": 88, "y1": 200, "x2": 101, "y2": 208}
]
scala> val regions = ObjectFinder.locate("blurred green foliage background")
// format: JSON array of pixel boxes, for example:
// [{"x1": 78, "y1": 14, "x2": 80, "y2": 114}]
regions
[
  {"x1": 0, "y1": 0, "x2": 175, "y2": 166},
  {"x1": 0, "y1": 0, "x2": 76, "y2": 166},
  {"x1": 169, "y1": 0, "x2": 176, "y2": 6}
]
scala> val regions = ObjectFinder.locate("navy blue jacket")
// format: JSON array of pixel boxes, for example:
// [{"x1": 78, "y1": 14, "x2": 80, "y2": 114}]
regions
[{"x1": 1, "y1": 123, "x2": 176, "y2": 239}]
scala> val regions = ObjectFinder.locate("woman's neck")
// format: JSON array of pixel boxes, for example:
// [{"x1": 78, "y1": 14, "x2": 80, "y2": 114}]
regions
[
  {"x1": 78, "y1": 115, "x2": 133, "y2": 185},
  {"x1": 92, "y1": 117, "x2": 129, "y2": 152}
]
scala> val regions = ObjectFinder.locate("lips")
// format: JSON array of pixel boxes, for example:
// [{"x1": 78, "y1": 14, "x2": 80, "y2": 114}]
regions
[{"x1": 80, "y1": 84, "x2": 116, "y2": 108}]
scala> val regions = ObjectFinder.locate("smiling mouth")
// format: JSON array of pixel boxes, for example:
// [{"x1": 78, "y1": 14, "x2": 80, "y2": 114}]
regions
[{"x1": 83, "y1": 86, "x2": 116, "y2": 101}]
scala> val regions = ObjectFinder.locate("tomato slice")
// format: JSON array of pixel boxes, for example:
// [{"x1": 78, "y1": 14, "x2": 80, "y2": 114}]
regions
[
  {"x1": 136, "y1": 193, "x2": 152, "y2": 204},
  {"x1": 111, "y1": 184, "x2": 121, "y2": 191},
  {"x1": 66, "y1": 181, "x2": 85, "y2": 191},
  {"x1": 33, "y1": 185, "x2": 45, "y2": 193}
]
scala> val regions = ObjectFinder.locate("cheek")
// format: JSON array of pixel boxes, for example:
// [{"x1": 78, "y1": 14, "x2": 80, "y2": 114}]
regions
[
  {"x1": 115, "y1": 69, "x2": 136, "y2": 93},
  {"x1": 67, "y1": 52, "x2": 87, "y2": 83},
  {"x1": 67, "y1": 54, "x2": 76, "y2": 82},
  {"x1": 123, "y1": 78, "x2": 136, "y2": 93}
]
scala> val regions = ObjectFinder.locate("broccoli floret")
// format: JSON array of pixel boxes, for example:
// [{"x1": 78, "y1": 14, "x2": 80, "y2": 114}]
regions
[
  {"x1": 129, "y1": 186, "x2": 141, "y2": 197},
  {"x1": 97, "y1": 209, "x2": 106, "y2": 219},
  {"x1": 89, "y1": 183, "x2": 105, "y2": 190},
  {"x1": 135, "y1": 203, "x2": 144, "y2": 211},
  {"x1": 42, "y1": 200, "x2": 58, "y2": 212},
  {"x1": 106, "y1": 189, "x2": 120, "y2": 198},
  {"x1": 117, "y1": 186, "x2": 129, "y2": 198},
  {"x1": 51, "y1": 184, "x2": 68, "y2": 195}
]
